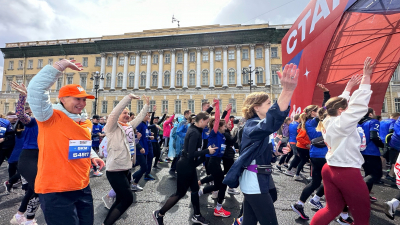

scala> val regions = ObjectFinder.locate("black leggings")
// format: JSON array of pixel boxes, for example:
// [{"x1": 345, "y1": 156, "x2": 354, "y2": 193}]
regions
[
  {"x1": 104, "y1": 170, "x2": 133, "y2": 225},
  {"x1": 18, "y1": 149, "x2": 40, "y2": 220},
  {"x1": 300, "y1": 158, "x2": 325, "y2": 202},
  {"x1": 278, "y1": 150, "x2": 294, "y2": 165},
  {"x1": 243, "y1": 193, "x2": 278, "y2": 225},
  {"x1": 238, "y1": 187, "x2": 277, "y2": 218},
  {"x1": 362, "y1": 154, "x2": 383, "y2": 192},
  {"x1": 159, "y1": 158, "x2": 200, "y2": 215},
  {"x1": 287, "y1": 144, "x2": 300, "y2": 170},
  {"x1": 152, "y1": 142, "x2": 161, "y2": 167},
  {"x1": 0, "y1": 147, "x2": 13, "y2": 167},
  {"x1": 295, "y1": 147, "x2": 310, "y2": 176},
  {"x1": 223, "y1": 157, "x2": 234, "y2": 175},
  {"x1": 201, "y1": 157, "x2": 227, "y2": 204}
]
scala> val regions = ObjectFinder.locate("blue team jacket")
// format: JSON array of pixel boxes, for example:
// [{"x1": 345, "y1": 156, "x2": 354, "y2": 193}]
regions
[
  {"x1": 380, "y1": 118, "x2": 395, "y2": 144},
  {"x1": 306, "y1": 118, "x2": 328, "y2": 158},
  {"x1": 389, "y1": 117, "x2": 400, "y2": 150},
  {"x1": 288, "y1": 121, "x2": 299, "y2": 143},
  {"x1": 206, "y1": 130, "x2": 226, "y2": 158},
  {"x1": 136, "y1": 121, "x2": 150, "y2": 155},
  {"x1": 92, "y1": 123, "x2": 103, "y2": 148},
  {"x1": 359, "y1": 118, "x2": 381, "y2": 156}
]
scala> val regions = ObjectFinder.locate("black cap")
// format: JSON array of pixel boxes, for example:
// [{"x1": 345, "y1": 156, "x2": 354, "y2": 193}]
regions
[{"x1": 92, "y1": 115, "x2": 100, "y2": 120}]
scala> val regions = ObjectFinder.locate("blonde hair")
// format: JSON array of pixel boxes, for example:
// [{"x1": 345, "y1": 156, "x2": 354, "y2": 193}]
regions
[
  {"x1": 299, "y1": 105, "x2": 318, "y2": 129},
  {"x1": 242, "y1": 92, "x2": 270, "y2": 119},
  {"x1": 316, "y1": 97, "x2": 348, "y2": 132}
]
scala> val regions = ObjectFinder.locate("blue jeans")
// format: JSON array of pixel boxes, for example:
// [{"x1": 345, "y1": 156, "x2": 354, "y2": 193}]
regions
[
  {"x1": 146, "y1": 143, "x2": 154, "y2": 175},
  {"x1": 132, "y1": 154, "x2": 147, "y2": 183},
  {"x1": 39, "y1": 185, "x2": 94, "y2": 225}
]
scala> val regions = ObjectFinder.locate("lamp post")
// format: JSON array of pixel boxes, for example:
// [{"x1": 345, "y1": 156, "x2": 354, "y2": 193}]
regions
[
  {"x1": 91, "y1": 71, "x2": 104, "y2": 115},
  {"x1": 242, "y1": 64, "x2": 259, "y2": 93}
]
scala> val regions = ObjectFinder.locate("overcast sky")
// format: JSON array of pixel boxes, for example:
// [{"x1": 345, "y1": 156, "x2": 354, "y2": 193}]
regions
[{"x1": 0, "y1": 0, "x2": 310, "y2": 90}]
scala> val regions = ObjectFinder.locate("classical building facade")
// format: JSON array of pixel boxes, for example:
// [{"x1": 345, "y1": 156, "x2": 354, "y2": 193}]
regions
[{"x1": 1, "y1": 23, "x2": 399, "y2": 117}]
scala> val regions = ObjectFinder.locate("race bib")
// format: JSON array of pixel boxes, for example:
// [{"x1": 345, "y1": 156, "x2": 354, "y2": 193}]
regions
[
  {"x1": 221, "y1": 144, "x2": 226, "y2": 154},
  {"x1": 130, "y1": 143, "x2": 135, "y2": 155},
  {"x1": 69, "y1": 140, "x2": 92, "y2": 160},
  {"x1": 0, "y1": 127, "x2": 6, "y2": 138}
]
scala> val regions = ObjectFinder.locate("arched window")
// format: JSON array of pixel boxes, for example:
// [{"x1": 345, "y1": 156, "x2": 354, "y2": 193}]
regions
[
  {"x1": 106, "y1": 73, "x2": 111, "y2": 87},
  {"x1": 215, "y1": 69, "x2": 222, "y2": 85},
  {"x1": 128, "y1": 72, "x2": 135, "y2": 88},
  {"x1": 152, "y1": 71, "x2": 158, "y2": 87},
  {"x1": 140, "y1": 71, "x2": 146, "y2": 87},
  {"x1": 189, "y1": 70, "x2": 195, "y2": 86},
  {"x1": 117, "y1": 73, "x2": 123, "y2": 87},
  {"x1": 228, "y1": 68, "x2": 235, "y2": 84},
  {"x1": 164, "y1": 71, "x2": 170, "y2": 86},
  {"x1": 256, "y1": 67, "x2": 264, "y2": 84},
  {"x1": 176, "y1": 70, "x2": 183, "y2": 86},
  {"x1": 202, "y1": 69, "x2": 209, "y2": 85},
  {"x1": 243, "y1": 68, "x2": 249, "y2": 85}
]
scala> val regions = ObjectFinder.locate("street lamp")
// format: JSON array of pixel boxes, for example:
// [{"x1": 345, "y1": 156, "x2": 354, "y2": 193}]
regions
[
  {"x1": 242, "y1": 64, "x2": 259, "y2": 93},
  {"x1": 91, "y1": 71, "x2": 104, "y2": 115}
]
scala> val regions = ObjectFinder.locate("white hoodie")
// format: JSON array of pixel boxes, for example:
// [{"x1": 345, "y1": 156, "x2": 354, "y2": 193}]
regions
[{"x1": 322, "y1": 84, "x2": 372, "y2": 169}]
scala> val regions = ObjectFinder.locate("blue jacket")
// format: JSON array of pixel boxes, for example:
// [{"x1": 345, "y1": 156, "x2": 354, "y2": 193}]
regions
[
  {"x1": 206, "y1": 130, "x2": 226, "y2": 158},
  {"x1": 22, "y1": 118, "x2": 39, "y2": 150},
  {"x1": 136, "y1": 121, "x2": 150, "y2": 155},
  {"x1": 288, "y1": 121, "x2": 299, "y2": 143},
  {"x1": 389, "y1": 117, "x2": 400, "y2": 150},
  {"x1": 8, "y1": 130, "x2": 26, "y2": 163},
  {"x1": 359, "y1": 118, "x2": 381, "y2": 156},
  {"x1": 92, "y1": 123, "x2": 103, "y2": 148},
  {"x1": 175, "y1": 117, "x2": 188, "y2": 155},
  {"x1": 380, "y1": 119, "x2": 395, "y2": 144},
  {"x1": 223, "y1": 103, "x2": 289, "y2": 189},
  {"x1": 168, "y1": 122, "x2": 179, "y2": 158},
  {"x1": 306, "y1": 118, "x2": 328, "y2": 158}
]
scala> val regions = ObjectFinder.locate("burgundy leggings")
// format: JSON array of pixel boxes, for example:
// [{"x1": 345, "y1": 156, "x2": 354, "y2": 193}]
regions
[{"x1": 310, "y1": 164, "x2": 370, "y2": 225}]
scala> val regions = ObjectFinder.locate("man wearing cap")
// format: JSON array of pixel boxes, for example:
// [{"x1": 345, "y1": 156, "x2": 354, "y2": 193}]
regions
[{"x1": 27, "y1": 59, "x2": 105, "y2": 225}]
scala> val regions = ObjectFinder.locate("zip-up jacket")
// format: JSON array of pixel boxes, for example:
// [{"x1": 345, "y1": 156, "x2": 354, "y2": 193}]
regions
[
  {"x1": 306, "y1": 117, "x2": 328, "y2": 158},
  {"x1": 162, "y1": 114, "x2": 175, "y2": 138},
  {"x1": 296, "y1": 128, "x2": 310, "y2": 149},
  {"x1": 380, "y1": 118, "x2": 396, "y2": 144},
  {"x1": 389, "y1": 117, "x2": 400, "y2": 150},
  {"x1": 359, "y1": 117, "x2": 384, "y2": 156},
  {"x1": 288, "y1": 121, "x2": 299, "y2": 143}
]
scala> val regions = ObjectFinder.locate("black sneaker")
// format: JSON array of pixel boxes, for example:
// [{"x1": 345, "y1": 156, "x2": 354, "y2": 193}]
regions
[
  {"x1": 337, "y1": 215, "x2": 354, "y2": 224},
  {"x1": 153, "y1": 165, "x2": 161, "y2": 169},
  {"x1": 275, "y1": 165, "x2": 282, "y2": 172},
  {"x1": 169, "y1": 170, "x2": 177, "y2": 178},
  {"x1": 153, "y1": 210, "x2": 164, "y2": 225},
  {"x1": 191, "y1": 214, "x2": 210, "y2": 225},
  {"x1": 283, "y1": 164, "x2": 289, "y2": 169},
  {"x1": 291, "y1": 203, "x2": 309, "y2": 220},
  {"x1": 4, "y1": 181, "x2": 12, "y2": 193}
]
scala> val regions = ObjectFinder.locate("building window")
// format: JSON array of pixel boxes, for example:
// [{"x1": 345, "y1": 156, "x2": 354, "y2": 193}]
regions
[
  {"x1": 395, "y1": 98, "x2": 400, "y2": 112},
  {"x1": 215, "y1": 51, "x2": 222, "y2": 61},
  {"x1": 127, "y1": 103, "x2": 132, "y2": 111},
  {"x1": 129, "y1": 73, "x2": 135, "y2": 88},
  {"x1": 66, "y1": 76, "x2": 73, "y2": 85},
  {"x1": 6, "y1": 79, "x2": 12, "y2": 92},
  {"x1": 107, "y1": 57, "x2": 112, "y2": 66},
  {"x1": 95, "y1": 57, "x2": 101, "y2": 66},
  {"x1": 175, "y1": 100, "x2": 181, "y2": 114},
  {"x1": 229, "y1": 99, "x2": 237, "y2": 113},
  {"x1": 218, "y1": 99, "x2": 222, "y2": 112},
  {"x1": 162, "y1": 100, "x2": 168, "y2": 112},
  {"x1": 8, "y1": 61, "x2": 14, "y2": 70},
  {"x1": 271, "y1": 47, "x2": 278, "y2": 58},
  {"x1": 16, "y1": 77, "x2": 23, "y2": 85},
  {"x1": 271, "y1": 65, "x2": 281, "y2": 85},
  {"x1": 82, "y1": 57, "x2": 88, "y2": 67},
  {"x1": 18, "y1": 60, "x2": 23, "y2": 69},
  {"x1": 137, "y1": 100, "x2": 144, "y2": 113},
  {"x1": 392, "y1": 65, "x2": 399, "y2": 82},
  {"x1": 113, "y1": 101, "x2": 119, "y2": 108},
  {"x1": 228, "y1": 50, "x2": 235, "y2": 60},
  {"x1": 176, "y1": 71, "x2": 183, "y2": 86},
  {"x1": 165, "y1": 54, "x2": 171, "y2": 63},
  {"x1": 106, "y1": 73, "x2": 111, "y2": 87},
  {"x1": 150, "y1": 100, "x2": 156, "y2": 111},
  {"x1": 382, "y1": 98, "x2": 387, "y2": 113},
  {"x1": 38, "y1": 59, "x2": 43, "y2": 69},
  {"x1": 189, "y1": 70, "x2": 195, "y2": 86},
  {"x1": 48, "y1": 58, "x2": 53, "y2": 65},
  {"x1": 80, "y1": 76, "x2": 87, "y2": 89},
  {"x1": 4, "y1": 103, "x2": 9, "y2": 114},
  {"x1": 256, "y1": 48, "x2": 263, "y2": 59},
  {"x1": 215, "y1": 69, "x2": 222, "y2": 85},
  {"x1": 202, "y1": 70, "x2": 209, "y2": 85},
  {"x1": 28, "y1": 60, "x2": 33, "y2": 69},
  {"x1": 256, "y1": 67, "x2": 264, "y2": 84},
  {"x1": 153, "y1": 54, "x2": 158, "y2": 64},
  {"x1": 119, "y1": 56, "x2": 124, "y2": 66},
  {"x1": 152, "y1": 72, "x2": 158, "y2": 87},
  {"x1": 102, "y1": 101, "x2": 108, "y2": 114},
  {"x1": 189, "y1": 52, "x2": 195, "y2": 62},
  {"x1": 188, "y1": 100, "x2": 195, "y2": 113},
  {"x1": 141, "y1": 55, "x2": 147, "y2": 64},
  {"x1": 26, "y1": 77, "x2": 32, "y2": 87},
  {"x1": 229, "y1": 68, "x2": 235, "y2": 84},
  {"x1": 177, "y1": 53, "x2": 183, "y2": 63},
  {"x1": 130, "y1": 56, "x2": 135, "y2": 65},
  {"x1": 242, "y1": 49, "x2": 249, "y2": 59},
  {"x1": 69, "y1": 57, "x2": 74, "y2": 60},
  {"x1": 56, "y1": 77, "x2": 63, "y2": 90},
  {"x1": 140, "y1": 72, "x2": 146, "y2": 87},
  {"x1": 117, "y1": 73, "x2": 123, "y2": 87},
  {"x1": 164, "y1": 71, "x2": 170, "y2": 86},
  {"x1": 202, "y1": 51, "x2": 209, "y2": 61},
  {"x1": 243, "y1": 68, "x2": 249, "y2": 84}
]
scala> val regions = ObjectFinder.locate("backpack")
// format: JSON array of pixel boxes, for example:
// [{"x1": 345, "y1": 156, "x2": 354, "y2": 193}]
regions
[{"x1": 357, "y1": 127, "x2": 367, "y2": 151}]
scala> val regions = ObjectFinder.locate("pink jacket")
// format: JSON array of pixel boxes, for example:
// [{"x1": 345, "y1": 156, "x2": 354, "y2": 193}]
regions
[{"x1": 163, "y1": 114, "x2": 175, "y2": 138}]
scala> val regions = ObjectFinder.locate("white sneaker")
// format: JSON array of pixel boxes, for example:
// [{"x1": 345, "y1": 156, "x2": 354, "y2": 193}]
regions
[
  {"x1": 10, "y1": 214, "x2": 27, "y2": 224},
  {"x1": 211, "y1": 191, "x2": 219, "y2": 199},
  {"x1": 93, "y1": 171, "x2": 103, "y2": 177},
  {"x1": 294, "y1": 175, "x2": 303, "y2": 181},
  {"x1": 102, "y1": 194, "x2": 115, "y2": 209},
  {"x1": 227, "y1": 188, "x2": 240, "y2": 195},
  {"x1": 131, "y1": 184, "x2": 143, "y2": 191},
  {"x1": 384, "y1": 201, "x2": 395, "y2": 220},
  {"x1": 23, "y1": 219, "x2": 38, "y2": 225}
]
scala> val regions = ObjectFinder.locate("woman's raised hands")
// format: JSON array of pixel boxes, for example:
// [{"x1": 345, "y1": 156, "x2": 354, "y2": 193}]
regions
[
  {"x1": 277, "y1": 64, "x2": 299, "y2": 92},
  {"x1": 10, "y1": 81, "x2": 27, "y2": 96}
]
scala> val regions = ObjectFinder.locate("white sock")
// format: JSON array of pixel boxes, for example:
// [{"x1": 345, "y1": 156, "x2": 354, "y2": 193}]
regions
[
  {"x1": 312, "y1": 194, "x2": 321, "y2": 202},
  {"x1": 216, "y1": 203, "x2": 222, "y2": 210},
  {"x1": 15, "y1": 214, "x2": 23, "y2": 219},
  {"x1": 198, "y1": 189, "x2": 203, "y2": 197},
  {"x1": 340, "y1": 212, "x2": 349, "y2": 220},
  {"x1": 390, "y1": 198, "x2": 400, "y2": 209},
  {"x1": 297, "y1": 200, "x2": 304, "y2": 206}
]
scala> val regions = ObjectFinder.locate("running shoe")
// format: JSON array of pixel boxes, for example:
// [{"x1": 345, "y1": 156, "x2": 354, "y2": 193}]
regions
[
  {"x1": 144, "y1": 174, "x2": 155, "y2": 180},
  {"x1": 291, "y1": 203, "x2": 309, "y2": 220},
  {"x1": 283, "y1": 164, "x2": 289, "y2": 169},
  {"x1": 169, "y1": 170, "x2": 177, "y2": 178},
  {"x1": 370, "y1": 196, "x2": 377, "y2": 202},
  {"x1": 214, "y1": 207, "x2": 231, "y2": 217},
  {"x1": 12, "y1": 179, "x2": 22, "y2": 187},
  {"x1": 384, "y1": 201, "x2": 395, "y2": 220},
  {"x1": 275, "y1": 165, "x2": 282, "y2": 172},
  {"x1": 23, "y1": 219, "x2": 38, "y2": 225},
  {"x1": 191, "y1": 214, "x2": 210, "y2": 225},
  {"x1": 284, "y1": 170, "x2": 295, "y2": 177},
  {"x1": 309, "y1": 199, "x2": 324, "y2": 210},
  {"x1": 153, "y1": 165, "x2": 161, "y2": 169},
  {"x1": 336, "y1": 216, "x2": 354, "y2": 224},
  {"x1": 211, "y1": 191, "x2": 219, "y2": 199},
  {"x1": 386, "y1": 175, "x2": 396, "y2": 183},
  {"x1": 4, "y1": 181, "x2": 12, "y2": 193},
  {"x1": 102, "y1": 194, "x2": 114, "y2": 209},
  {"x1": 294, "y1": 175, "x2": 303, "y2": 181},
  {"x1": 131, "y1": 184, "x2": 143, "y2": 191},
  {"x1": 227, "y1": 188, "x2": 240, "y2": 195},
  {"x1": 93, "y1": 171, "x2": 103, "y2": 177},
  {"x1": 10, "y1": 214, "x2": 27, "y2": 224},
  {"x1": 153, "y1": 210, "x2": 164, "y2": 225},
  {"x1": 232, "y1": 217, "x2": 242, "y2": 225}
]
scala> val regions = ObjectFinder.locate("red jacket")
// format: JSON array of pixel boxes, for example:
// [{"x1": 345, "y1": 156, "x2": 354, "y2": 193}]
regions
[
  {"x1": 162, "y1": 114, "x2": 175, "y2": 138},
  {"x1": 296, "y1": 128, "x2": 310, "y2": 149}
]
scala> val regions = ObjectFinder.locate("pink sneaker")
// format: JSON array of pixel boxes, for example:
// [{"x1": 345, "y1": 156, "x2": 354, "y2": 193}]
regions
[{"x1": 214, "y1": 207, "x2": 231, "y2": 217}]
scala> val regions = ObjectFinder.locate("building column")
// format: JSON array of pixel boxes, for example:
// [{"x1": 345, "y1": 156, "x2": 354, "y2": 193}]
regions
[
  {"x1": 158, "y1": 50, "x2": 164, "y2": 90},
  {"x1": 236, "y1": 45, "x2": 242, "y2": 88},
  {"x1": 264, "y1": 43, "x2": 271, "y2": 86},
  {"x1": 222, "y1": 46, "x2": 228, "y2": 88},
  {"x1": 134, "y1": 51, "x2": 140, "y2": 90},
  {"x1": 196, "y1": 47, "x2": 201, "y2": 89},
  {"x1": 250, "y1": 44, "x2": 256, "y2": 86},
  {"x1": 110, "y1": 52, "x2": 117, "y2": 91},
  {"x1": 146, "y1": 51, "x2": 151, "y2": 90},
  {"x1": 170, "y1": 49, "x2": 176, "y2": 90},
  {"x1": 99, "y1": 53, "x2": 106, "y2": 90},
  {"x1": 209, "y1": 46, "x2": 215, "y2": 88},
  {"x1": 183, "y1": 48, "x2": 188, "y2": 89},
  {"x1": 122, "y1": 52, "x2": 128, "y2": 91}
]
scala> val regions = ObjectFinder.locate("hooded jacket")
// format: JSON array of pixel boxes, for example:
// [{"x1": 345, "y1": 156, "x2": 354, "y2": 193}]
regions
[{"x1": 389, "y1": 117, "x2": 400, "y2": 150}]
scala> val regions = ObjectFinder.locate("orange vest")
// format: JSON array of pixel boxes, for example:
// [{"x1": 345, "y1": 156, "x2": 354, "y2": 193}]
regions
[{"x1": 35, "y1": 109, "x2": 93, "y2": 194}]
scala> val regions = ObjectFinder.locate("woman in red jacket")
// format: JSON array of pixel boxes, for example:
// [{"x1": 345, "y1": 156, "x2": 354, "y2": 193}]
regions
[{"x1": 294, "y1": 110, "x2": 313, "y2": 181}]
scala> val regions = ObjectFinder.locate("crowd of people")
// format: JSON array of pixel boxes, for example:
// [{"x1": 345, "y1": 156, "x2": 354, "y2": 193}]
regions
[{"x1": 0, "y1": 57, "x2": 399, "y2": 225}]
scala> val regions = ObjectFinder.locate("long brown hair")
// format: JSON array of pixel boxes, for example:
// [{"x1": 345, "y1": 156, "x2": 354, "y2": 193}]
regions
[
  {"x1": 316, "y1": 97, "x2": 348, "y2": 131},
  {"x1": 299, "y1": 105, "x2": 318, "y2": 129},
  {"x1": 242, "y1": 92, "x2": 269, "y2": 119}
]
